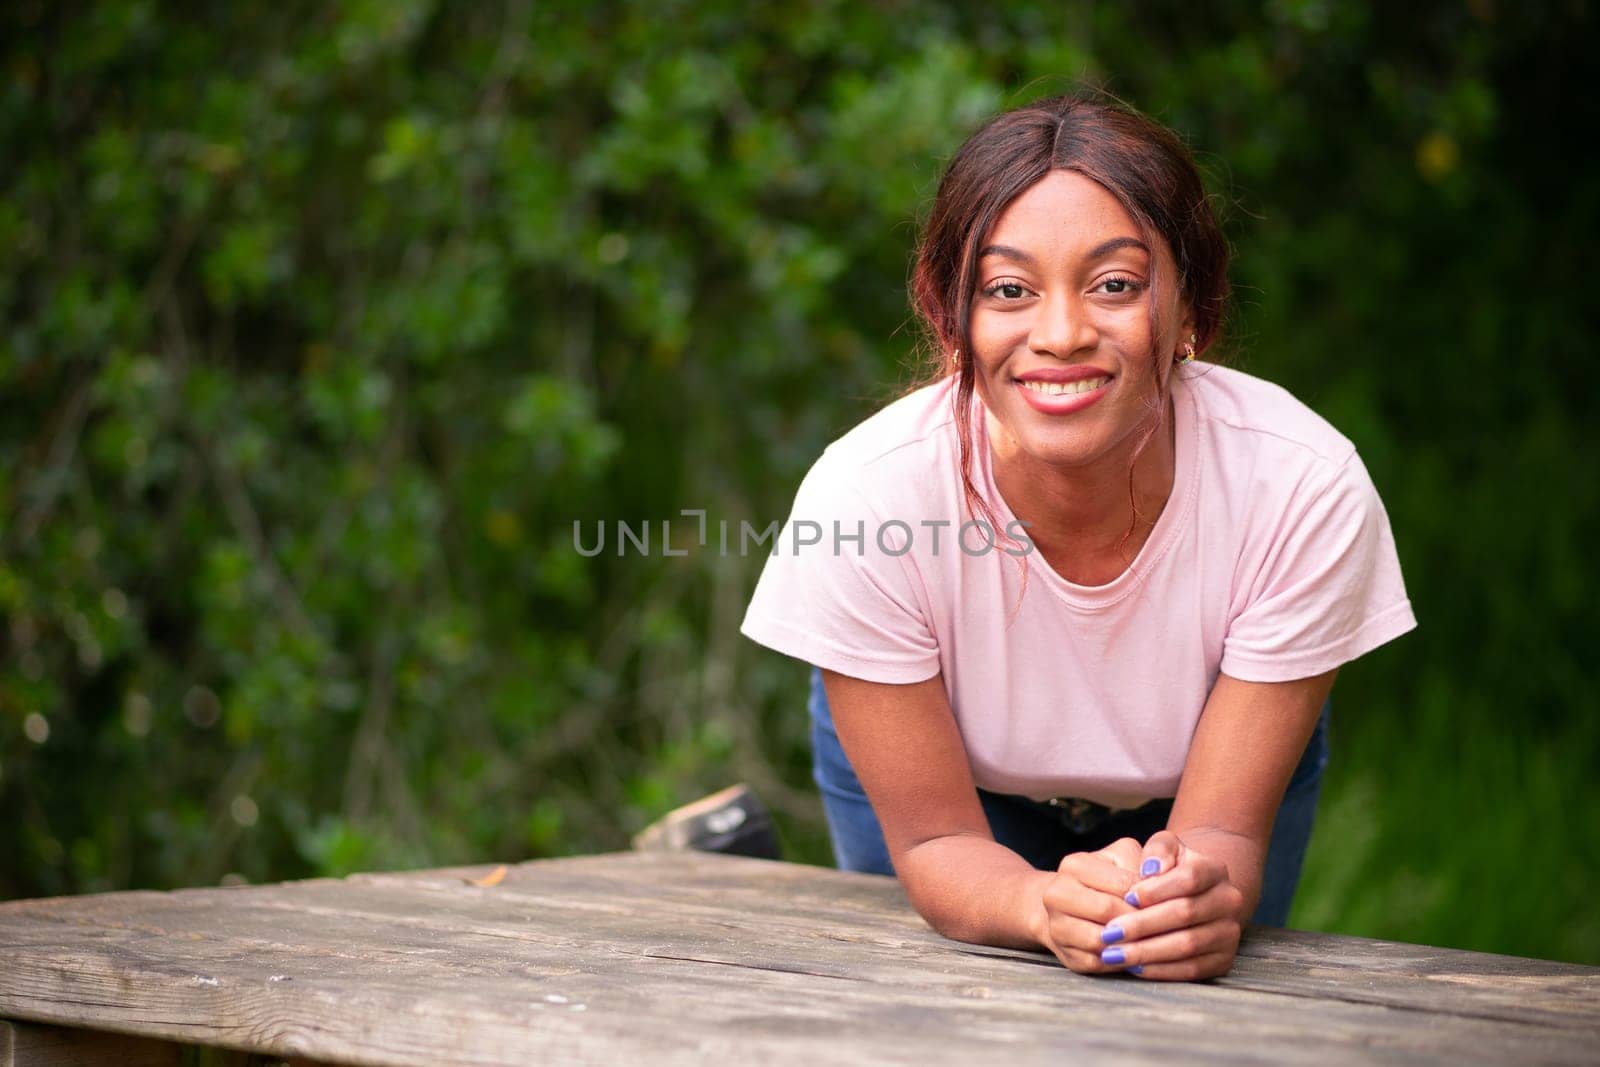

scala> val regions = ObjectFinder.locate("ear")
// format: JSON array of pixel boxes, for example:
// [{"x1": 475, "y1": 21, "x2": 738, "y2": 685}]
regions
[{"x1": 1175, "y1": 308, "x2": 1198, "y2": 355}]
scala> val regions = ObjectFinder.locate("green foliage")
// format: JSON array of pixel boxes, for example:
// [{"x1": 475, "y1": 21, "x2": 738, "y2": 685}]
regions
[{"x1": 1, "y1": 1, "x2": 1595, "y2": 965}]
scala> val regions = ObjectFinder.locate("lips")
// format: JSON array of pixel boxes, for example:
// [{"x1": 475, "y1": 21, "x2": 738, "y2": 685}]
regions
[
  {"x1": 1012, "y1": 368, "x2": 1112, "y2": 415},
  {"x1": 1019, "y1": 376, "x2": 1110, "y2": 397}
]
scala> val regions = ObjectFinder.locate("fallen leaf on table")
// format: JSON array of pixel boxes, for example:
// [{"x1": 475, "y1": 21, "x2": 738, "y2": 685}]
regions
[{"x1": 468, "y1": 865, "x2": 508, "y2": 887}]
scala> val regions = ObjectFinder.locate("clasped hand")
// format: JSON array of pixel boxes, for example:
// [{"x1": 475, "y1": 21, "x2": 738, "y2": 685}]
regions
[{"x1": 1036, "y1": 830, "x2": 1247, "y2": 981}]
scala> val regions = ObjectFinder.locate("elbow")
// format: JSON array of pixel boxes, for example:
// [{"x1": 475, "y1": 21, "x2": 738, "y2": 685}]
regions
[
  {"x1": 894, "y1": 841, "x2": 988, "y2": 943},
  {"x1": 896, "y1": 849, "x2": 1050, "y2": 951},
  {"x1": 905, "y1": 884, "x2": 988, "y2": 945}
]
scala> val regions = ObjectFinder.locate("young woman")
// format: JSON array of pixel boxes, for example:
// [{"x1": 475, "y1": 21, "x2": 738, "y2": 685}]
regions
[{"x1": 741, "y1": 94, "x2": 1415, "y2": 981}]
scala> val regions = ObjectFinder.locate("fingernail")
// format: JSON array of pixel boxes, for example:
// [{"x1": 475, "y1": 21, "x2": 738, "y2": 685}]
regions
[
  {"x1": 1128, "y1": 965, "x2": 1144, "y2": 976},
  {"x1": 1140, "y1": 858, "x2": 1161, "y2": 877},
  {"x1": 1100, "y1": 922, "x2": 1124, "y2": 945},
  {"x1": 1124, "y1": 890, "x2": 1140, "y2": 907},
  {"x1": 1101, "y1": 947, "x2": 1126, "y2": 966}
]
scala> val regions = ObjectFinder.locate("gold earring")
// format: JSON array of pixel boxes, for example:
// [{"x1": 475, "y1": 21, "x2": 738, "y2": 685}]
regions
[{"x1": 1177, "y1": 333, "x2": 1197, "y2": 364}]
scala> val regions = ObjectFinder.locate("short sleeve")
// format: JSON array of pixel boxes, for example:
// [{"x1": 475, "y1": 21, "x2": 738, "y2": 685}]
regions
[
  {"x1": 740, "y1": 454, "x2": 941, "y2": 684},
  {"x1": 1221, "y1": 451, "x2": 1416, "y2": 682}
]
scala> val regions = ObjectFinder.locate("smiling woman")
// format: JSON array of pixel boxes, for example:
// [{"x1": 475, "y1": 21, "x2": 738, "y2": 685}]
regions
[{"x1": 740, "y1": 94, "x2": 1416, "y2": 982}]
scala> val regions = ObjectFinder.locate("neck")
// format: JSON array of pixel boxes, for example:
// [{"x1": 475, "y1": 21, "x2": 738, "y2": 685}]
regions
[{"x1": 986, "y1": 399, "x2": 1176, "y2": 583}]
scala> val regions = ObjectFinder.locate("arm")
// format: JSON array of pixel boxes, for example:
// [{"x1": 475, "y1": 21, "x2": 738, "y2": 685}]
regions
[
  {"x1": 823, "y1": 664, "x2": 1318, "y2": 973},
  {"x1": 1089, "y1": 668, "x2": 1338, "y2": 979},
  {"x1": 819, "y1": 669, "x2": 1059, "y2": 949}
]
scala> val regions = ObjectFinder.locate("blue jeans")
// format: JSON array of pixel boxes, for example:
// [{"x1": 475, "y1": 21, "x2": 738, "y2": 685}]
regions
[{"x1": 807, "y1": 667, "x2": 1328, "y2": 927}]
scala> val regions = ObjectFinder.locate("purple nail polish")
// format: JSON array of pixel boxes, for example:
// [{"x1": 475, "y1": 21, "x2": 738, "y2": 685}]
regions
[
  {"x1": 1101, "y1": 923, "x2": 1124, "y2": 945},
  {"x1": 1102, "y1": 947, "x2": 1126, "y2": 966},
  {"x1": 1124, "y1": 890, "x2": 1139, "y2": 907},
  {"x1": 1140, "y1": 858, "x2": 1161, "y2": 877},
  {"x1": 1128, "y1": 965, "x2": 1144, "y2": 976}
]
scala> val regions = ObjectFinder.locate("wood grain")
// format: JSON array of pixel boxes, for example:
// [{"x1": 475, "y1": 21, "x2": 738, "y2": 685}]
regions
[{"x1": 1, "y1": 852, "x2": 1595, "y2": 1066}]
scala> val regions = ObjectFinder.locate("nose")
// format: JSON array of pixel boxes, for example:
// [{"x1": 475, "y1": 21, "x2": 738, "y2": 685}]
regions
[{"x1": 1028, "y1": 290, "x2": 1096, "y2": 358}]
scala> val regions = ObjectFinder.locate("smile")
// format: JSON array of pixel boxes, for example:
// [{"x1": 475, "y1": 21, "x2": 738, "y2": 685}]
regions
[
  {"x1": 1012, "y1": 373, "x2": 1112, "y2": 416},
  {"x1": 1019, "y1": 376, "x2": 1110, "y2": 396}
]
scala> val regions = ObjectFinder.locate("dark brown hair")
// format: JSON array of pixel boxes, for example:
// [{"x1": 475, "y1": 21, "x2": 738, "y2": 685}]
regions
[{"x1": 910, "y1": 93, "x2": 1230, "y2": 535}]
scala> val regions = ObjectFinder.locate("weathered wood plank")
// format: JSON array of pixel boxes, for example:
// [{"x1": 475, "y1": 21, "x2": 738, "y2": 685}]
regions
[
  {"x1": 1, "y1": 853, "x2": 1596, "y2": 1066},
  {"x1": 197, "y1": 851, "x2": 1600, "y2": 1027},
  {"x1": 0, "y1": 863, "x2": 1587, "y2": 1067}
]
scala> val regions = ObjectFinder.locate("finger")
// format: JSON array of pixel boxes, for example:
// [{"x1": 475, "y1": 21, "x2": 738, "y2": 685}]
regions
[
  {"x1": 1097, "y1": 916, "x2": 1242, "y2": 971},
  {"x1": 1136, "y1": 829, "x2": 1182, "y2": 881},
  {"x1": 1096, "y1": 836, "x2": 1145, "y2": 874},
  {"x1": 1122, "y1": 948, "x2": 1239, "y2": 981},
  {"x1": 1045, "y1": 911, "x2": 1120, "y2": 957},
  {"x1": 1046, "y1": 940, "x2": 1123, "y2": 975},
  {"x1": 1036, "y1": 903, "x2": 1102, "y2": 974},
  {"x1": 1042, "y1": 870, "x2": 1137, "y2": 926},
  {"x1": 1059, "y1": 850, "x2": 1138, "y2": 899},
  {"x1": 1105, "y1": 881, "x2": 1244, "y2": 944},
  {"x1": 1039, "y1": 925, "x2": 1125, "y2": 976},
  {"x1": 1123, "y1": 847, "x2": 1225, "y2": 909}
]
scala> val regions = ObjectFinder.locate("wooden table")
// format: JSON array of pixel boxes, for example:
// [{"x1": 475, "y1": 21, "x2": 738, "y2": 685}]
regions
[{"x1": 2, "y1": 852, "x2": 1596, "y2": 1065}]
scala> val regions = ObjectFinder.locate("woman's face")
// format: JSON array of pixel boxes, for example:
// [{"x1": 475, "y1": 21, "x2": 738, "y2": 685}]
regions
[{"x1": 968, "y1": 169, "x2": 1189, "y2": 476}]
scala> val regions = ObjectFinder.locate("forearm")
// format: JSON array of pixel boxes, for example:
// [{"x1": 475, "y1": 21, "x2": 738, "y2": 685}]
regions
[{"x1": 895, "y1": 832, "x2": 1055, "y2": 950}]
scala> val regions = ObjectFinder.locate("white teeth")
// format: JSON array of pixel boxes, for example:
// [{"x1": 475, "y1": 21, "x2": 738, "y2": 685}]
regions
[{"x1": 1021, "y1": 376, "x2": 1109, "y2": 396}]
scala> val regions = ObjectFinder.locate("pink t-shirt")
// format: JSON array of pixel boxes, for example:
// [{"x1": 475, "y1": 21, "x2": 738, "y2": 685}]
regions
[{"x1": 740, "y1": 364, "x2": 1416, "y2": 807}]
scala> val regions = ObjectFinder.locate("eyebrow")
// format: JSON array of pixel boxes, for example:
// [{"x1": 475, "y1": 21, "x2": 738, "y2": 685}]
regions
[{"x1": 978, "y1": 236, "x2": 1151, "y2": 264}]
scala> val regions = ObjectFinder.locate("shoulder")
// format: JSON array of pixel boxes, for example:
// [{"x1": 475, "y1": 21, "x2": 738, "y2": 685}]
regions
[
  {"x1": 1182, "y1": 365, "x2": 1392, "y2": 558},
  {"x1": 801, "y1": 379, "x2": 963, "y2": 507},
  {"x1": 819, "y1": 378, "x2": 960, "y2": 468},
  {"x1": 1182, "y1": 363, "x2": 1358, "y2": 478}
]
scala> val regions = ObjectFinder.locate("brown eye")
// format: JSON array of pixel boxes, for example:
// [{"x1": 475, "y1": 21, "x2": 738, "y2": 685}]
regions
[
  {"x1": 983, "y1": 280, "x2": 1028, "y2": 300},
  {"x1": 1096, "y1": 275, "x2": 1144, "y2": 296}
]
